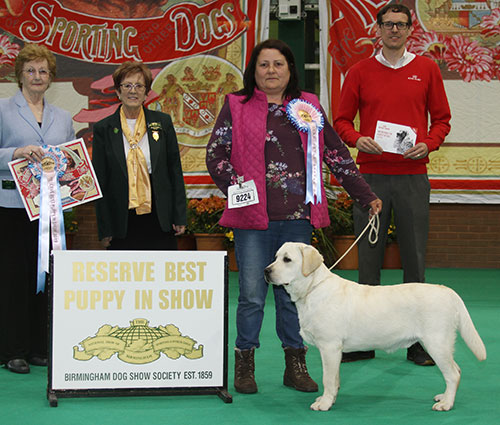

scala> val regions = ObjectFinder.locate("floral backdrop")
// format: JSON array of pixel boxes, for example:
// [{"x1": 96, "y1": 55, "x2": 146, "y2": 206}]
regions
[{"x1": 320, "y1": 0, "x2": 500, "y2": 203}]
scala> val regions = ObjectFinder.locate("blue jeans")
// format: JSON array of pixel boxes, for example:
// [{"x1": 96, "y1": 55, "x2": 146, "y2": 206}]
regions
[{"x1": 233, "y1": 220, "x2": 313, "y2": 350}]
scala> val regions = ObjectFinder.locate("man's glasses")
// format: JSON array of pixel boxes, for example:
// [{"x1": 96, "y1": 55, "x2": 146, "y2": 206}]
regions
[
  {"x1": 120, "y1": 83, "x2": 146, "y2": 92},
  {"x1": 380, "y1": 21, "x2": 410, "y2": 30},
  {"x1": 23, "y1": 68, "x2": 50, "y2": 78}
]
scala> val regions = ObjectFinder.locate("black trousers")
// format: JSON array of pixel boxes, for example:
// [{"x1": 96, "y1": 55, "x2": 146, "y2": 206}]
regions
[
  {"x1": 354, "y1": 174, "x2": 430, "y2": 285},
  {"x1": 108, "y1": 200, "x2": 177, "y2": 250},
  {"x1": 0, "y1": 207, "x2": 48, "y2": 362}
]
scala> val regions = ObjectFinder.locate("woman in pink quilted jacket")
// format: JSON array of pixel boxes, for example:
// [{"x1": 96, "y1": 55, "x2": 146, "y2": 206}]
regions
[{"x1": 206, "y1": 39, "x2": 381, "y2": 395}]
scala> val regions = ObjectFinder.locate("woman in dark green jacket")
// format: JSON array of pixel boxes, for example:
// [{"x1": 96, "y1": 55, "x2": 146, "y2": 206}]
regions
[{"x1": 92, "y1": 61, "x2": 186, "y2": 250}]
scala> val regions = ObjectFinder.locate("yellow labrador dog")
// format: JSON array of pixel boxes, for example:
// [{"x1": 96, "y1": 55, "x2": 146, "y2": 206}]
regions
[{"x1": 264, "y1": 242, "x2": 486, "y2": 412}]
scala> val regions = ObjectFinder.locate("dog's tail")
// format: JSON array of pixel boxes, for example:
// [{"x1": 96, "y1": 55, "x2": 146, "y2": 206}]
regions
[{"x1": 456, "y1": 294, "x2": 487, "y2": 361}]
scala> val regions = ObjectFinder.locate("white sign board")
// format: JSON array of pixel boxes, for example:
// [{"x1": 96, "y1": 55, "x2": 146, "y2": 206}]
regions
[{"x1": 49, "y1": 250, "x2": 227, "y2": 397}]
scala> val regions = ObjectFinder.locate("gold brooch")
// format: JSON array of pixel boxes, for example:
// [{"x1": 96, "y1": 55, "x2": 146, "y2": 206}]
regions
[{"x1": 148, "y1": 122, "x2": 162, "y2": 131}]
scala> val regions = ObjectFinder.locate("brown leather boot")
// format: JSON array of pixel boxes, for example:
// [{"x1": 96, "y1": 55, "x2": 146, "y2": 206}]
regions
[
  {"x1": 234, "y1": 348, "x2": 257, "y2": 394},
  {"x1": 283, "y1": 346, "x2": 318, "y2": 392}
]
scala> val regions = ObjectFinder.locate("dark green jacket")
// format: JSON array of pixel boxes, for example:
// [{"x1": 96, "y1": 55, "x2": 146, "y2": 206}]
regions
[{"x1": 92, "y1": 106, "x2": 186, "y2": 240}]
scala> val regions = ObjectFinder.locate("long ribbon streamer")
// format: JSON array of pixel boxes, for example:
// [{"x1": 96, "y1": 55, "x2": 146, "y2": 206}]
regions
[
  {"x1": 31, "y1": 146, "x2": 67, "y2": 293},
  {"x1": 37, "y1": 170, "x2": 51, "y2": 293},
  {"x1": 286, "y1": 99, "x2": 324, "y2": 205},
  {"x1": 305, "y1": 120, "x2": 322, "y2": 204}
]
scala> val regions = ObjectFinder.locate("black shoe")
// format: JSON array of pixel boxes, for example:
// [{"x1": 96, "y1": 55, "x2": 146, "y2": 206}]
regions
[
  {"x1": 407, "y1": 343, "x2": 435, "y2": 366},
  {"x1": 5, "y1": 359, "x2": 30, "y2": 374},
  {"x1": 341, "y1": 350, "x2": 375, "y2": 363},
  {"x1": 28, "y1": 356, "x2": 48, "y2": 366}
]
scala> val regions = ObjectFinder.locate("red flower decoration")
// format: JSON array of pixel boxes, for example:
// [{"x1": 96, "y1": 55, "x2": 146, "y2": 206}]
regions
[
  {"x1": 491, "y1": 46, "x2": 500, "y2": 80},
  {"x1": 0, "y1": 34, "x2": 20, "y2": 65},
  {"x1": 480, "y1": 8, "x2": 500, "y2": 38},
  {"x1": 409, "y1": 9, "x2": 423, "y2": 33},
  {"x1": 408, "y1": 30, "x2": 447, "y2": 62},
  {"x1": 444, "y1": 35, "x2": 493, "y2": 82}
]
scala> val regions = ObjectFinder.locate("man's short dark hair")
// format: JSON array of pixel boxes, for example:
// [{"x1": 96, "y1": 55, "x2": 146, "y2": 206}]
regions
[{"x1": 377, "y1": 3, "x2": 412, "y2": 26}]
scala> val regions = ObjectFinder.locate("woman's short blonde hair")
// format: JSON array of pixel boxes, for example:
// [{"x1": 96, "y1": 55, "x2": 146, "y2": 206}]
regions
[{"x1": 14, "y1": 43, "x2": 57, "y2": 89}]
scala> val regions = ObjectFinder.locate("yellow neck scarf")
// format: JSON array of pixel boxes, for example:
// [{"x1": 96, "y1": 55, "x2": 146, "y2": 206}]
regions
[{"x1": 120, "y1": 107, "x2": 151, "y2": 215}]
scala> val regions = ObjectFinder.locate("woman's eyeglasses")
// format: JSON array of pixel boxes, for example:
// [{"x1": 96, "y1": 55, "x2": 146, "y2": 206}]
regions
[
  {"x1": 380, "y1": 21, "x2": 410, "y2": 30},
  {"x1": 23, "y1": 68, "x2": 50, "y2": 78},
  {"x1": 120, "y1": 83, "x2": 146, "y2": 92}
]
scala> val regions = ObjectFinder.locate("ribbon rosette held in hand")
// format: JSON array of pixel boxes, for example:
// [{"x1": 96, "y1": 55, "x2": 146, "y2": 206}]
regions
[
  {"x1": 29, "y1": 146, "x2": 67, "y2": 293},
  {"x1": 286, "y1": 99, "x2": 324, "y2": 204}
]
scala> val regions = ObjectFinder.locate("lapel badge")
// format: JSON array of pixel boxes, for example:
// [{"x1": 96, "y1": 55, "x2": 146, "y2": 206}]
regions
[
  {"x1": 148, "y1": 122, "x2": 161, "y2": 142},
  {"x1": 113, "y1": 127, "x2": 119, "y2": 134}
]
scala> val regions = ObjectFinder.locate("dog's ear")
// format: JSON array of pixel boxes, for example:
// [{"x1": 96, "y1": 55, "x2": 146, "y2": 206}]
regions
[{"x1": 301, "y1": 245, "x2": 324, "y2": 276}]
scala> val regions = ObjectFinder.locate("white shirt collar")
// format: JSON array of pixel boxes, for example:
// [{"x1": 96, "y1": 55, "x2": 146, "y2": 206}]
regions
[{"x1": 376, "y1": 49, "x2": 416, "y2": 69}]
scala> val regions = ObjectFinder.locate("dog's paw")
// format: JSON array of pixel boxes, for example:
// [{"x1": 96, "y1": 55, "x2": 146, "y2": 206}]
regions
[
  {"x1": 310, "y1": 395, "x2": 334, "y2": 411},
  {"x1": 432, "y1": 395, "x2": 453, "y2": 411},
  {"x1": 434, "y1": 393, "x2": 444, "y2": 402}
]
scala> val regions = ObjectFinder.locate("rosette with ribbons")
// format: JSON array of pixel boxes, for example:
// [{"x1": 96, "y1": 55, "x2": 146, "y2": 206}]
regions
[
  {"x1": 29, "y1": 145, "x2": 67, "y2": 293},
  {"x1": 286, "y1": 99, "x2": 324, "y2": 204}
]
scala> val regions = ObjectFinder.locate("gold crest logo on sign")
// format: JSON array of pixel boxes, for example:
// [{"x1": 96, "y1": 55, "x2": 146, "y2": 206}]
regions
[{"x1": 73, "y1": 318, "x2": 203, "y2": 364}]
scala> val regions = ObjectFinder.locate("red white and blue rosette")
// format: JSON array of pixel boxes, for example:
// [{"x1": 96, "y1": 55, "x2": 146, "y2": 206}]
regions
[
  {"x1": 286, "y1": 99, "x2": 324, "y2": 204},
  {"x1": 29, "y1": 145, "x2": 67, "y2": 293}
]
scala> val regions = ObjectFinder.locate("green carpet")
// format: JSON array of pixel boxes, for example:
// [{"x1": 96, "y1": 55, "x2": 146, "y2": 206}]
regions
[{"x1": 1, "y1": 269, "x2": 498, "y2": 425}]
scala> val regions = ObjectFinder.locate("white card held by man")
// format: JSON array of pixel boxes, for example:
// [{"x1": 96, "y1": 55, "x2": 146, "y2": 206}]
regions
[
  {"x1": 374, "y1": 120, "x2": 417, "y2": 155},
  {"x1": 227, "y1": 177, "x2": 259, "y2": 209}
]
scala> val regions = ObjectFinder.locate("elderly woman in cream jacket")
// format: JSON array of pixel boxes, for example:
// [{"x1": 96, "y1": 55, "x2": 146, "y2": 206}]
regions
[{"x1": 0, "y1": 43, "x2": 74, "y2": 374}]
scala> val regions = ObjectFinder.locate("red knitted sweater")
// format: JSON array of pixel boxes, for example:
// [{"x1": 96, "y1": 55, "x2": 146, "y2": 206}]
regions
[{"x1": 334, "y1": 55, "x2": 451, "y2": 175}]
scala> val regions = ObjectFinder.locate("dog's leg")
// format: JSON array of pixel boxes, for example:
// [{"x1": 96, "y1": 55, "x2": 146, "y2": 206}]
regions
[
  {"x1": 310, "y1": 344, "x2": 342, "y2": 411},
  {"x1": 424, "y1": 343, "x2": 461, "y2": 411},
  {"x1": 432, "y1": 359, "x2": 461, "y2": 411}
]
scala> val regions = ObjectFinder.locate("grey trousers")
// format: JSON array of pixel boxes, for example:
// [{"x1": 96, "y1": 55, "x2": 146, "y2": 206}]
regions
[{"x1": 353, "y1": 174, "x2": 430, "y2": 285}]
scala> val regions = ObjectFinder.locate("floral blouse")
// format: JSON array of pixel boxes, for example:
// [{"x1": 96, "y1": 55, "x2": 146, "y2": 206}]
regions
[{"x1": 206, "y1": 99, "x2": 376, "y2": 222}]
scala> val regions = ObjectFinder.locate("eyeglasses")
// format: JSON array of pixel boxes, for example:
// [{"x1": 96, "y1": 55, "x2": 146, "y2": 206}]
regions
[
  {"x1": 120, "y1": 83, "x2": 146, "y2": 92},
  {"x1": 23, "y1": 68, "x2": 50, "y2": 78},
  {"x1": 380, "y1": 21, "x2": 410, "y2": 30}
]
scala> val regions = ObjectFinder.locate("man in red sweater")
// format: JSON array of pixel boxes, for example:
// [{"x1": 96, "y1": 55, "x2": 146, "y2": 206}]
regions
[{"x1": 334, "y1": 4, "x2": 451, "y2": 365}]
